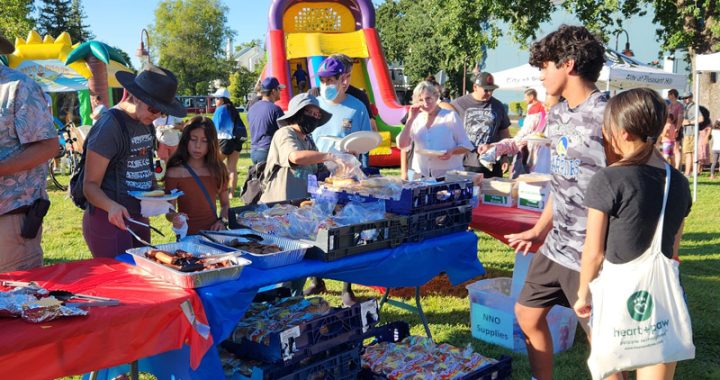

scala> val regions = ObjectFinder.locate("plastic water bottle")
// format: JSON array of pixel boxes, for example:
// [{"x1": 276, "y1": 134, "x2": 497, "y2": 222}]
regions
[{"x1": 471, "y1": 185, "x2": 480, "y2": 208}]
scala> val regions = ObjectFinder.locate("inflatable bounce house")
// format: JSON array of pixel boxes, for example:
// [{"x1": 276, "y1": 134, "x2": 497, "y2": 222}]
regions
[
  {"x1": 1, "y1": 30, "x2": 131, "y2": 126},
  {"x1": 265, "y1": 0, "x2": 407, "y2": 167}
]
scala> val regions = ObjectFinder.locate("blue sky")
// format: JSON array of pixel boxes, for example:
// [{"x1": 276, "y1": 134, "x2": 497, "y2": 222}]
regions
[{"x1": 71, "y1": 1, "x2": 666, "y2": 100}]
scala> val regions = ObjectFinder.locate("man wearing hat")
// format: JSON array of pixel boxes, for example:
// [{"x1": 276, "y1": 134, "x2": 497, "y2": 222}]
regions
[
  {"x1": 311, "y1": 57, "x2": 372, "y2": 157},
  {"x1": 0, "y1": 32, "x2": 58, "y2": 272},
  {"x1": 82, "y1": 64, "x2": 187, "y2": 259},
  {"x1": 247, "y1": 77, "x2": 285, "y2": 164},
  {"x1": 451, "y1": 72, "x2": 511, "y2": 178}
]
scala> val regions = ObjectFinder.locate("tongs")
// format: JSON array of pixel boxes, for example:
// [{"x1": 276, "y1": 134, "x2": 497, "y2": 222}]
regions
[
  {"x1": 126, "y1": 217, "x2": 165, "y2": 237},
  {"x1": 0, "y1": 281, "x2": 120, "y2": 307},
  {"x1": 200, "y1": 230, "x2": 264, "y2": 242},
  {"x1": 126, "y1": 225, "x2": 158, "y2": 249}
]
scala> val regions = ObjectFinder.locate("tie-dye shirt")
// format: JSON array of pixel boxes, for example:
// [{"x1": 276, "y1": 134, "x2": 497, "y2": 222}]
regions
[
  {"x1": 539, "y1": 91, "x2": 607, "y2": 271},
  {"x1": 0, "y1": 66, "x2": 56, "y2": 215}
]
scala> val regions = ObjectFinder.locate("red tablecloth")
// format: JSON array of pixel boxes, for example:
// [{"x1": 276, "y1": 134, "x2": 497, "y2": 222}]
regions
[
  {"x1": 0, "y1": 259, "x2": 213, "y2": 380},
  {"x1": 471, "y1": 204, "x2": 543, "y2": 251}
]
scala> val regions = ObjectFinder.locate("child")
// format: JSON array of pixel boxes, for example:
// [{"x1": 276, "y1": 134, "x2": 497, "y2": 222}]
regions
[
  {"x1": 660, "y1": 113, "x2": 677, "y2": 165},
  {"x1": 165, "y1": 116, "x2": 230, "y2": 235},
  {"x1": 710, "y1": 120, "x2": 720, "y2": 179},
  {"x1": 504, "y1": 25, "x2": 608, "y2": 380},
  {"x1": 575, "y1": 88, "x2": 692, "y2": 379}
]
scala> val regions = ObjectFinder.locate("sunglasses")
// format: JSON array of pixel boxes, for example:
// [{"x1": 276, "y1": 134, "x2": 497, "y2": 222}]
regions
[{"x1": 148, "y1": 105, "x2": 163, "y2": 115}]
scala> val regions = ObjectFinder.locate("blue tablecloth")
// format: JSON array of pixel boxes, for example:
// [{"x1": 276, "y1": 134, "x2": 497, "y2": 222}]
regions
[{"x1": 93, "y1": 231, "x2": 482, "y2": 379}]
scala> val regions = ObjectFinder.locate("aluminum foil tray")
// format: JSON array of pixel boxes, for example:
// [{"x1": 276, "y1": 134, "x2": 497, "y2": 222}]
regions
[{"x1": 199, "y1": 230, "x2": 313, "y2": 269}]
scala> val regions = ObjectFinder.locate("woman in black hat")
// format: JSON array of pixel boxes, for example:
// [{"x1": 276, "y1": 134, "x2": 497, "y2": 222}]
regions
[{"x1": 82, "y1": 65, "x2": 187, "y2": 258}]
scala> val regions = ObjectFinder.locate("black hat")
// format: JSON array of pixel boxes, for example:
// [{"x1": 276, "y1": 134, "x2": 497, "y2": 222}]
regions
[
  {"x1": 115, "y1": 65, "x2": 187, "y2": 117},
  {"x1": 277, "y1": 93, "x2": 331, "y2": 127},
  {"x1": 473, "y1": 72, "x2": 499, "y2": 91},
  {"x1": 0, "y1": 32, "x2": 14, "y2": 55}
]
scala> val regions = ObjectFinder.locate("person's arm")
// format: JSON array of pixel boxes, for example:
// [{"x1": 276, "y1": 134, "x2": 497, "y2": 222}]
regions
[
  {"x1": 0, "y1": 138, "x2": 58, "y2": 176},
  {"x1": 397, "y1": 106, "x2": 420, "y2": 150},
  {"x1": 672, "y1": 220, "x2": 684, "y2": 261},
  {"x1": 574, "y1": 207, "x2": 609, "y2": 318},
  {"x1": 83, "y1": 150, "x2": 129, "y2": 230},
  {"x1": 288, "y1": 151, "x2": 335, "y2": 166},
  {"x1": 209, "y1": 187, "x2": 230, "y2": 231},
  {"x1": 439, "y1": 112, "x2": 473, "y2": 160},
  {"x1": 505, "y1": 196, "x2": 554, "y2": 255}
]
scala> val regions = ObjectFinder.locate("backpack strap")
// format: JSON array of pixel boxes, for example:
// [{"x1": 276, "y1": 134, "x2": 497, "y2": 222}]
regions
[
  {"x1": 182, "y1": 163, "x2": 218, "y2": 218},
  {"x1": 107, "y1": 109, "x2": 131, "y2": 205}
]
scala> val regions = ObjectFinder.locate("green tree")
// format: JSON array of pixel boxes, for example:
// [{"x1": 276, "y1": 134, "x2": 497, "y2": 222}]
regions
[
  {"x1": 0, "y1": 0, "x2": 34, "y2": 42},
  {"x1": 151, "y1": 0, "x2": 235, "y2": 95},
  {"x1": 227, "y1": 67, "x2": 257, "y2": 105},
  {"x1": 37, "y1": 0, "x2": 92, "y2": 42}
]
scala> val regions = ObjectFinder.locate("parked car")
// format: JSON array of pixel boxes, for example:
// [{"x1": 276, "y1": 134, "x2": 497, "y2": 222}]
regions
[{"x1": 178, "y1": 95, "x2": 216, "y2": 114}]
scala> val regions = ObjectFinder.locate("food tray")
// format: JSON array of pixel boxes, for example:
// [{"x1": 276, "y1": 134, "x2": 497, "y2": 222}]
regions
[
  {"x1": 228, "y1": 200, "x2": 407, "y2": 262},
  {"x1": 360, "y1": 321, "x2": 512, "y2": 380},
  {"x1": 126, "y1": 242, "x2": 251, "y2": 289},
  {"x1": 225, "y1": 299, "x2": 379, "y2": 366},
  {"x1": 315, "y1": 179, "x2": 473, "y2": 215},
  {"x1": 199, "y1": 230, "x2": 312, "y2": 269},
  {"x1": 228, "y1": 341, "x2": 362, "y2": 380},
  {"x1": 405, "y1": 204, "x2": 473, "y2": 242}
]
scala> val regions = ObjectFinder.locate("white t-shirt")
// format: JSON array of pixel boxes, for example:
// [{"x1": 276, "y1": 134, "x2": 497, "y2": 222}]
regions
[
  {"x1": 153, "y1": 115, "x2": 183, "y2": 146},
  {"x1": 396, "y1": 108, "x2": 474, "y2": 178},
  {"x1": 711, "y1": 129, "x2": 720, "y2": 152}
]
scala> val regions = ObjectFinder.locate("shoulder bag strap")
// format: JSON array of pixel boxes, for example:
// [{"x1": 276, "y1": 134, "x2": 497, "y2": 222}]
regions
[
  {"x1": 182, "y1": 163, "x2": 218, "y2": 218},
  {"x1": 650, "y1": 163, "x2": 672, "y2": 252},
  {"x1": 108, "y1": 109, "x2": 130, "y2": 203}
]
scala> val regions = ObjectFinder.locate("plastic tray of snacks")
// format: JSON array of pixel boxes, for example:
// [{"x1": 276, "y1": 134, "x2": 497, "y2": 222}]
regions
[
  {"x1": 197, "y1": 230, "x2": 313, "y2": 269},
  {"x1": 126, "y1": 241, "x2": 251, "y2": 289}
]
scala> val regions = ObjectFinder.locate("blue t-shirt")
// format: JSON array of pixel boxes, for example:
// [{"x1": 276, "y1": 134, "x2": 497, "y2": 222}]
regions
[
  {"x1": 212, "y1": 104, "x2": 234, "y2": 140},
  {"x1": 312, "y1": 95, "x2": 372, "y2": 153},
  {"x1": 293, "y1": 69, "x2": 308, "y2": 83},
  {"x1": 247, "y1": 99, "x2": 284, "y2": 150}
]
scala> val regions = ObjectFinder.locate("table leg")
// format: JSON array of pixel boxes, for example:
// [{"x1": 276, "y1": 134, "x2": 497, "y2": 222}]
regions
[
  {"x1": 415, "y1": 286, "x2": 433, "y2": 342},
  {"x1": 378, "y1": 288, "x2": 391, "y2": 311},
  {"x1": 375, "y1": 286, "x2": 433, "y2": 342},
  {"x1": 88, "y1": 372, "x2": 98, "y2": 380},
  {"x1": 130, "y1": 361, "x2": 139, "y2": 380}
]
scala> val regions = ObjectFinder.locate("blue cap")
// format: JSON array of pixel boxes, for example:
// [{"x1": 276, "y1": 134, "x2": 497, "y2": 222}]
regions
[
  {"x1": 261, "y1": 77, "x2": 285, "y2": 91},
  {"x1": 317, "y1": 57, "x2": 345, "y2": 77}
]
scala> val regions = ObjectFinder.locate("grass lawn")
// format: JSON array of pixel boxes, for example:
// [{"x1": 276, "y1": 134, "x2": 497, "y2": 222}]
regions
[{"x1": 43, "y1": 139, "x2": 719, "y2": 378}]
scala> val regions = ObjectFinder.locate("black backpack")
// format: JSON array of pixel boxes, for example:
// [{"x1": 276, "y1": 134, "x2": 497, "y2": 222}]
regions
[
  {"x1": 69, "y1": 109, "x2": 132, "y2": 210},
  {"x1": 240, "y1": 161, "x2": 271, "y2": 205}
]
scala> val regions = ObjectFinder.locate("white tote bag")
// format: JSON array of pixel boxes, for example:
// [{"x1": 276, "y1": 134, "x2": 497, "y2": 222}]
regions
[{"x1": 587, "y1": 163, "x2": 695, "y2": 380}]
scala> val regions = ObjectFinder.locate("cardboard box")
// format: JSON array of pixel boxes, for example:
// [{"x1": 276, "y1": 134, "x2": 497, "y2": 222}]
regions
[
  {"x1": 466, "y1": 277, "x2": 578, "y2": 354},
  {"x1": 517, "y1": 175, "x2": 551, "y2": 211},
  {"x1": 481, "y1": 193, "x2": 515, "y2": 207}
]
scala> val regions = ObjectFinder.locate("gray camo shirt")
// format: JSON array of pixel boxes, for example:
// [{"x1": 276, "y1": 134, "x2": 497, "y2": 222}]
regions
[{"x1": 539, "y1": 90, "x2": 607, "y2": 271}]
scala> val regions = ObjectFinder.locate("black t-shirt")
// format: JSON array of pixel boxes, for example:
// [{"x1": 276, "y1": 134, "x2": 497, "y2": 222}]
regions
[
  {"x1": 450, "y1": 95, "x2": 510, "y2": 169},
  {"x1": 308, "y1": 85, "x2": 375, "y2": 118},
  {"x1": 584, "y1": 164, "x2": 692, "y2": 264}
]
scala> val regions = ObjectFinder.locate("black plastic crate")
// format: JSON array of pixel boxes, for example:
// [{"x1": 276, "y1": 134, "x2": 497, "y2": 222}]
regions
[
  {"x1": 226, "y1": 341, "x2": 362, "y2": 380},
  {"x1": 404, "y1": 204, "x2": 473, "y2": 242},
  {"x1": 313, "y1": 179, "x2": 474, "y2": 215},
  {"x1": 229, "y1": 200, "x2": 407, "y2": 262},
  {"x1": 360, "y1": 321, "x2": 512, "y2": 380},
  {"x1": 225, "y1": 299, "x2": 379, "y2": 366}
]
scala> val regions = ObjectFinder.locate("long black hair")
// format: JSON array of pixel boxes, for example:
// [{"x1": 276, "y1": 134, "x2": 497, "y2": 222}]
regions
[
  {"x1": 167, "y1": 116, "x2": 229, "y2": 191},
  {"x1": 219, "y1": 97, "x2": 241, "y2": 125}
]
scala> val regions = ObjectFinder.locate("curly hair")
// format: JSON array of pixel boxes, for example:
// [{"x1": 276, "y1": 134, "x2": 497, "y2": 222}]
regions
[{"x1": 529, "y1": 25, "x2": 605, "y2": 83}]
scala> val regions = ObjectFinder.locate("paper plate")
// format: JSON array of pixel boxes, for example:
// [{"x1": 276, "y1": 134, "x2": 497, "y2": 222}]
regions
[
  {"x1": 339, "y1": 131, "x2": 382, "y2": 154},
  {"x1": 524, "y1": 136, "x2": 551, "y2": 145},
  {"x1": 129, "y1": 189, "x2": 184, "y2": 201},
  {"x1": 415, "y1": 148, "x2": 447, "y2": 157}
]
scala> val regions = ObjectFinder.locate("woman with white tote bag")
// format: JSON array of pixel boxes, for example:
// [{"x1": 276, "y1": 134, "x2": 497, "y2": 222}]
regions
[{"x1": 574, "y1": 88, "x2": 695, "y2": 380}]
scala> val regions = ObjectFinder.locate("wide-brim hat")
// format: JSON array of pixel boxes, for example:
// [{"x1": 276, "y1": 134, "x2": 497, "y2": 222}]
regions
[
  {"x1": 277, "y1": 93, "x2": 331, "y2": 127},
  {"x1": 116, "y1": 65, "x2": 187, "y2": 117},
  {"x1": 0, "y1": 32, "x2": 14, "y2": 54}
]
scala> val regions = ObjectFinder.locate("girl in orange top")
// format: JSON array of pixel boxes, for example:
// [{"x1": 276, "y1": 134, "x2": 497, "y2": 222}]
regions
[{"x1": 165, "y1": 116, "x2": 229, "y2": 234}]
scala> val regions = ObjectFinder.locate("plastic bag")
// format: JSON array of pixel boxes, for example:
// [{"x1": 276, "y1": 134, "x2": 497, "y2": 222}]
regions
[
  {"x1": 333, "y1": 200, "x2": 385, "y2": 226},
  {"x1": 325, "y1": 153, "x2": 367, "y2": 180}
]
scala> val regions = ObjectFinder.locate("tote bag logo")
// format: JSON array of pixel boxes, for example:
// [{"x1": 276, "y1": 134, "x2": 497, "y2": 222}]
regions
[{"x1": 627, "y1": 291, "x2": 653, "y2": 322}]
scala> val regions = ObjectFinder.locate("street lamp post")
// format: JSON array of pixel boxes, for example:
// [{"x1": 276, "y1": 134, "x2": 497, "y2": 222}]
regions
[
  {"x1": 614, "y1": 29, "x2": 634, "y2": 57},
  {"x1": 136, "y1": 28, "x2": 151, "y2": 69}
]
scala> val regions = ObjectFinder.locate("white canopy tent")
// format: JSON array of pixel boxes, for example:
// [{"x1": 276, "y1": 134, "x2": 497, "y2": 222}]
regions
[
  {"x1": 691, "y1": 52, "x2": 720, "y2": 201},
  {"x1": 493, "y1": 49, "x2": 688, "y2": 93}
]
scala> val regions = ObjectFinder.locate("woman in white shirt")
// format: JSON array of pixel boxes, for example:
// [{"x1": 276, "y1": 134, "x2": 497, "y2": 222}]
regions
[{"x1": 396, "y1": 81, "x2": 473, "y2": 178}]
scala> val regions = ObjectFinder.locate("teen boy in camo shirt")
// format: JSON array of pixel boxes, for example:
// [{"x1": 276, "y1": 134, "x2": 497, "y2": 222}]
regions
[{"x1": 505, "y1": 25, "x2": 611, "y2": 380}]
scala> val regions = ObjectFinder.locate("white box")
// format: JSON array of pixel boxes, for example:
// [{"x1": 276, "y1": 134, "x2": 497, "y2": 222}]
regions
[
  {"x1": 517, "y1": 180, "x2": 550, "y2": 211},
  {"x1": 481, "y1": 193, "x2": 515, "y2": 207}
]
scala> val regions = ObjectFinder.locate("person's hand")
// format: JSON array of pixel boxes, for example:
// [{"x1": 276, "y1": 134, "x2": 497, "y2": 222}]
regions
[
  {"x1": 573, "y1": 293, "x2": 592, "y2": 318},
  {"x1": 438, "y1": 150, "x2": 453, "y2": 160},
  {"x1": 517, "y1": 139, "x2": 528, "y2": 148},
  {"x1": 107, "y1": 203, "x2": 130, "y2": 231},
  {"x1": 401, "y1": 172, "x2": 408, "y2": 181},
  {"x1": 505, "y1": 228, "x2": 541, "y2": 255},
  {"x1": 171, "y1": 212, "x2": 188, "y2": 229},
  {"x1": 209, "y1": 219, "x2": 226, "y2": 231},
  {"x1": 477, "y1": 144, "x2": 492, "y2": 155},
  {"x1": 406, "y1": 105, "x2": 421, "y2": 123}
]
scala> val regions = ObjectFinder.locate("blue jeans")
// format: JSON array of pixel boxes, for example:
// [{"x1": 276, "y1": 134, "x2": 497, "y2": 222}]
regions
[{"x1": 251, "y1": 149, "x2": 269, "y2": 165}]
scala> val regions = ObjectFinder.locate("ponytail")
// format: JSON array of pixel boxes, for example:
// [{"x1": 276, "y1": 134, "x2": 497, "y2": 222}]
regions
[{"x1": 613, "y1": 138, "x2": 658, "y2": 167}]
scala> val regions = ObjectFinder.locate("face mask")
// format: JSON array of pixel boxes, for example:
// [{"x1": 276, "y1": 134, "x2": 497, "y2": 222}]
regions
[
  {"x1": 321, "y1": 84, "x2": 339, "y2": 102},
  {"x1": 298, "y1": 114, "x2": 323, "y2": 135}
]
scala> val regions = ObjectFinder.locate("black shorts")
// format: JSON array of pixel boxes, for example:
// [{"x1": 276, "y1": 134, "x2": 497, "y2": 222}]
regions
[
  {"x1": 219, "y1": 138, "x2": 243, "y2": 156},
  {"x1": 517, "y1": 253, "x2": 589, "y2": 332}
]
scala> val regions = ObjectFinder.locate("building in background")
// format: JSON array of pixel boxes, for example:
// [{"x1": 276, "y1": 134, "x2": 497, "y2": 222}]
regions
[{"x1": 236, "y1": 46, "x2": 264, "y2": 72}]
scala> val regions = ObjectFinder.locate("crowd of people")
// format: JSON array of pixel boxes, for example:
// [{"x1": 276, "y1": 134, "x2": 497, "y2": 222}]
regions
[{"x1": 0, "y1": 23, "x2": 706, "y2": 378}]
